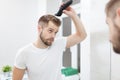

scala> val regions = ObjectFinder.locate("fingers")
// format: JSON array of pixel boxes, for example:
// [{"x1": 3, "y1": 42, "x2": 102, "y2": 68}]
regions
[
  {"x1": 63, "y1": 10, "x2": 70, "y2": 15},
  {"x1": 63, "y1": 9, "x2": 68, "y2": 14},
  {"x1": 63, "y1": 7, "x2": 76, "y2": 17}
]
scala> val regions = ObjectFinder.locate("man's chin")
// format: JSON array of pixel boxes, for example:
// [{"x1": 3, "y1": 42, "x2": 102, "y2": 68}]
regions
[
  {"x1": 45, "y1": 42, "x2": 52, "y2": 46},
  {"x1": 46, "y1": 41, "x2": 54, "y2": 46}
]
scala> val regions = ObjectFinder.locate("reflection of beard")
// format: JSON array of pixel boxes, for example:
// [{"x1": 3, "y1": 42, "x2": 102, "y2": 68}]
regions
[
  {"x1": 40, "y1": 31, "x2": 53, "y2": 46},
  {"x1": 112, "y1": 22, "x2": 120, "y2": 54},
  {"x1": 113, "y1": 46, "x2": 120, "y2": 53}
]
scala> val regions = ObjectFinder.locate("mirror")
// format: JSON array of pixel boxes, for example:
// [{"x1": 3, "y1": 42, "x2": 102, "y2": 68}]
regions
[{"x1": 2, "y1": 0, "x2": 120, "y2": 80}]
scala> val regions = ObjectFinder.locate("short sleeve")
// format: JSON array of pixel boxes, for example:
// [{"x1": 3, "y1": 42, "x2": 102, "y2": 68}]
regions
[{"x1": 14, "y1": 49, "x2": 26, "y2": 69}]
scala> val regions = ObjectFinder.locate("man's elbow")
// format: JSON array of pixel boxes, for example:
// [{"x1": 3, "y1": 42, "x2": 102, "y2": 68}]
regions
[
  {"x1": 82, "y1": 32, "x2": 87, "y2": 40},
  {"x1": 77, "y1": 32, "x2": 87, "y2": 42}
]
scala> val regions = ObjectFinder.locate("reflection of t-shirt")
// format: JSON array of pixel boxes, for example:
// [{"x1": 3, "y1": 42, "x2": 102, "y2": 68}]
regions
[{"x1": 14, "y1": 37, "x2": 67, "y2": 80}]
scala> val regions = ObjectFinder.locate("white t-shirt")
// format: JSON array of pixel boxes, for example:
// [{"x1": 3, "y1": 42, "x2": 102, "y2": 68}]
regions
[{"x1": 14, "y1": 37, "x2": 67, "y2": 80}]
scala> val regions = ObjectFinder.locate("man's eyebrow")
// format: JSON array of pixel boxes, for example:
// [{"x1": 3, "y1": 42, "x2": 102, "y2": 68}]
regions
[
  {"x1": 48, "y1": 28, "x2": 58, "y2": 33},
  {"x1": 48, "y1": 28, "x2": 54, "y2": 30}
]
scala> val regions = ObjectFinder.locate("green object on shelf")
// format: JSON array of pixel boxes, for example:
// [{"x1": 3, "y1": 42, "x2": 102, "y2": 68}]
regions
[
  {"x1": 61, "y1": 67, "x2": 79, "y2": 76},
  {"x1": 2, "y1": 65, "x2": 12, "y2": 72}
]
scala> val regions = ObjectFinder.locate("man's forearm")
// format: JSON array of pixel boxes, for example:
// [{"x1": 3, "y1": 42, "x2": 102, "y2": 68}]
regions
[{"x1": 71, "y1": 14, "x2": 87, "y2": 40}]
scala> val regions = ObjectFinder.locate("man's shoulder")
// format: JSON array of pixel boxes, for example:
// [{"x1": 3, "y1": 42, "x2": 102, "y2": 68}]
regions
[{"x1": 18, "y1": 43, "x2": 32, "y2": 53}]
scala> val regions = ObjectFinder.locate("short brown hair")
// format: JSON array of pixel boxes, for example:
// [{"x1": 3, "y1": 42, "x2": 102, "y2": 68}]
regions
[
  {"x1": 38, "y1": 14, "x2": 61, "y2": 27},
  {"x1": 105, "y1": 0, "x2": 120, "y2": 18}
]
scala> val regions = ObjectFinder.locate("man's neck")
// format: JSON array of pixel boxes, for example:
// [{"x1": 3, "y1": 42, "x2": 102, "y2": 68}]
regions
[{"x1": 33, "y1": 38, "x2": 48, "y2": 49}]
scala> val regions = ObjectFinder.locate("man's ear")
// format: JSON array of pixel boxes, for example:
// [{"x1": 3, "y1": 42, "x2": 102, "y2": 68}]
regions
[
  {"x1": 116, "y1": 8, "x2": 120, "y2": 17},
  {"x1": 37, "y1": 25, "x2": 42, "y2": 32}
]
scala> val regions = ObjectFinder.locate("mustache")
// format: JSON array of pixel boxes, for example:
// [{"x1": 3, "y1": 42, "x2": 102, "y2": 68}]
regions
[{"x1": 47, "y1": 38, "x2": 54, "y2": 41}]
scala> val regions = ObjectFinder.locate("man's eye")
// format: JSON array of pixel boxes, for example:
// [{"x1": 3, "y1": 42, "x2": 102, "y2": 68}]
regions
[
  {"x1": 55, "y1": 32, "x2": 58, "y2": 34},
  {"x1": 49, "y1": 30, "x2": 52, "y2": 33}
]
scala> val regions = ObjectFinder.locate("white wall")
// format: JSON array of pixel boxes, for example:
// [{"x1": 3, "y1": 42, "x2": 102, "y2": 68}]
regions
[
  {"x1": 90, "y1": 0, "x2": 111, "y2": 80},
  {"x1": 46, "y1": 0, "x2": 60, "y2": 14},
  {"x1": 0, "y1": 0, "x2": 46, "y2": 68},
  {"x1": 111, "y1": 46, "x2": 120, "y2": 80},
  {"x1": 80, "y1": 0, "x2": 90, "y2": 80}
]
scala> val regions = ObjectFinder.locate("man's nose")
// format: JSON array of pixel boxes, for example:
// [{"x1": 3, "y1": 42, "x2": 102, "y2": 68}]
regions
[{"x1": 51, "y1": 33, "x2": 56, "y2": 38}]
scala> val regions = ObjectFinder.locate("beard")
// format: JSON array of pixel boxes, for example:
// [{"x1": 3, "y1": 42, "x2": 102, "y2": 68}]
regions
[
  {"x1": 112, "y1": 22, "x2": 120, "y2": 54},
  {"x1": 113, "y1": 46, "x2": 120, "y2": 54},
  {"x1": 112, "y1": 35, "x2": 120, "y2": 54},
  {"x1": 40, "y1": 31, "x2": 53, "y2": 46}
]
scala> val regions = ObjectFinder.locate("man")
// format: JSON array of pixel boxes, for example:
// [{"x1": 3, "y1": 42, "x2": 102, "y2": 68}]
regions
[
  {"x1": 105, "y1": 0, "x2": 120, "y2": 53},
  {"x1": 12, "y1": 6, "x2": 87, "y2": 80}
]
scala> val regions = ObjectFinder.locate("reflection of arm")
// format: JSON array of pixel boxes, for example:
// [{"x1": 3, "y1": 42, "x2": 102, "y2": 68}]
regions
[
  {"x1": 63, "y1": 7, "x2": 87, "y2": 48},
  {"x1": 66, "y1": 14, "x2": 87, "y2": 48},
  {"x1": 12, "y1": 67, "x2": 25, "y2": 80}
]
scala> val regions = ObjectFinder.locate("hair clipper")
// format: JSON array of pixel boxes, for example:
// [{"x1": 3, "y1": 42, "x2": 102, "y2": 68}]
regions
[{"x1": 55, "y1": 0, "x2": 73, "y2": 16}]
